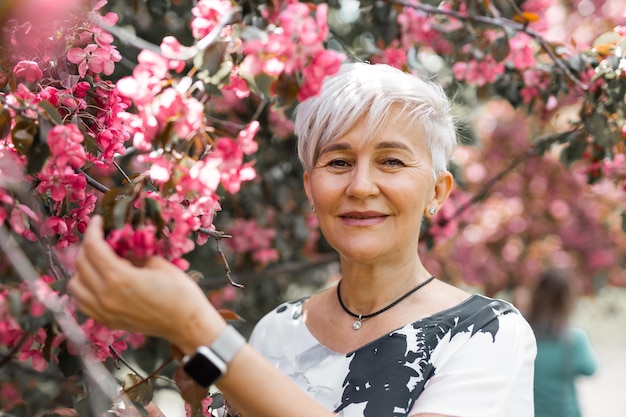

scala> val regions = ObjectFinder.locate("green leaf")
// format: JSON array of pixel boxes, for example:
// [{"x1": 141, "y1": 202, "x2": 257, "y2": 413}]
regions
[
  {"x1": 38, "y1": 100, "x2": 64, "y2": 125},
  {"x1": 26, "y1": 136, "x2": 51, "y2": 175},
  {"x1": 145, "y1": 197, "x2": 165, "y2": 236},
  {"x1": 113, "y1": 194, "x2": 135, "y2": 229},
  {"x1": 195, "y1": 41, "x2": 228, "y2": 76},
  {"x1": 11, "y1": 118, "x2": 37, "y2": 155},
  {"x1": 559, "y1": 130, "x2": 588, "y2": 167},
  {"x1": 490, "y1": 34, "x2": 510, "y2": 62},
  {"x1": 84, "y1": 133, "x2": 100, "y2": 157}
]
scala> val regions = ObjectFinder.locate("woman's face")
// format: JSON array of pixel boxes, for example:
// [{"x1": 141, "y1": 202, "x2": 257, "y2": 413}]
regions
[{"x1": 303, "y1": 113, "x2": 452, "y2": 264}]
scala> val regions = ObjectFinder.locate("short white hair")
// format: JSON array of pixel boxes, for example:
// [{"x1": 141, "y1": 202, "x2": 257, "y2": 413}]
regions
[{"x1": 295, "y1": 62, "x2": 457, "y2": 178}]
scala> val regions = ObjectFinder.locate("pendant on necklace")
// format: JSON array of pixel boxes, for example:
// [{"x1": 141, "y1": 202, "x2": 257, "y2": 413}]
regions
[{"x1": 352, "y1": 315, "x2": 363, "y2": 330}]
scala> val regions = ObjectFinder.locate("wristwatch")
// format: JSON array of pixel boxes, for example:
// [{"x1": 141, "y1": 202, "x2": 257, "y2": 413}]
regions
[{"x1": 182, "y1": 325, "x2": 246, "y2": 388}]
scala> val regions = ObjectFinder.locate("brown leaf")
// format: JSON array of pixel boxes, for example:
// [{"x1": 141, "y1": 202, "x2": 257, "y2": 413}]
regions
[
  {"x1": 122, "y1": 373, "x2": 154, "y2": 406},
  {"x1": 174, "y1": 365, "x2": 209, "y2": 409},
  {"x1": 218, "y1": 309, "x2": 244, "y2": 322},
  {"x1": 170, "y1": 343, "x2": 185, "y2": 363},
  {"x1": 0, "y1": 107, "x2": 11, "y2": 139}
]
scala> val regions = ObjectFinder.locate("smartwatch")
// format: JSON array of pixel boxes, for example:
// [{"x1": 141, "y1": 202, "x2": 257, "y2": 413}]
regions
[{"x1": 182, "y1": 325, "x2": 246, "y2": 388}]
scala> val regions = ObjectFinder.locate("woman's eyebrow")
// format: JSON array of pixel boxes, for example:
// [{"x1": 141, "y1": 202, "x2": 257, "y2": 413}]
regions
[
  {"x1": 319, "y1": 142, "x2": 351, "y2": 155},
  {"x1": 319, "y1": 140, "x2": 412, "y2": 155},
  {"x1": 375, "y1": 141, "x2": 412, "y2": 151}
]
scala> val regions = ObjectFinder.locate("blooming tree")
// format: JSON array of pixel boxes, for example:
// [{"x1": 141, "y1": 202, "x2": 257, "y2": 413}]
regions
[{"x1": 0, "y1": 0, "x2": 625, "y2": 415}]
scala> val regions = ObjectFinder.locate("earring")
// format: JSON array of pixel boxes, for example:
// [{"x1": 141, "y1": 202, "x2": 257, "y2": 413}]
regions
[
  {"x1": 428, "y1": 207, "x2": 437, "y2": 215},
  {"x1": 311, "y1": 205, "x2": 316, "y2": 213}
]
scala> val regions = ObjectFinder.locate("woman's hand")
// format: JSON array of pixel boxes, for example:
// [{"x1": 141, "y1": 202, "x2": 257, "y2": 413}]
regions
[{"x1": 68, "y1": 216, "x2": 226, "y2": 353}]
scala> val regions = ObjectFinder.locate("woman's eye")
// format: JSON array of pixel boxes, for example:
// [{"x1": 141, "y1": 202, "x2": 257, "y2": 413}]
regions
[
  {"x1": 382, "y1": 158, "x2": 405, "y2": 167},
  {"x1": 328, "y1": 159, "x2": 351, "y2": 168}
]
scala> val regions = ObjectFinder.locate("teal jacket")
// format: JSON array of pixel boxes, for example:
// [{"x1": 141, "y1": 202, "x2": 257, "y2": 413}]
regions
[{"x1": 533, "y1": 327, "x2": 598, "y2": 417}]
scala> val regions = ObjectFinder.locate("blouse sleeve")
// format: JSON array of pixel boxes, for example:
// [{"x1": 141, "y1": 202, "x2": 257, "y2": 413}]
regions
[
  {"x1": 409, "y1": 308, "x2": 537, "y2": 417},
  {"x1": 569, "y1": 327, "x2": 598, "y2": 377}
]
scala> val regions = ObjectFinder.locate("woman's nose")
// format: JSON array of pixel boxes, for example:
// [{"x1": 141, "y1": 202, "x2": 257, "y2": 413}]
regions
[{"x1": 345, "y1": 164, "x2": 380, "y2": 198}]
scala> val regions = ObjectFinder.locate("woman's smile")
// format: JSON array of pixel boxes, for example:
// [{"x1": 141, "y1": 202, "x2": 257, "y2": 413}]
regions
[{"x1": 338, "y1": 210, "x2": 389, "y2": 227}]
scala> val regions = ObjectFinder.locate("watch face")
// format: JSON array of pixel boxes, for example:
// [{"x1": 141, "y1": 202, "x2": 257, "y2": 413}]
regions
[{"x1": 183, "y1": 348, "x2": 226, "y2": 387}]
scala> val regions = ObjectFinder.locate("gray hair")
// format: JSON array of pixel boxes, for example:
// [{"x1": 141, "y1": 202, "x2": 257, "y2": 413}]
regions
[{"x1": 295, "y1": 62, "x2": 457, "y2": 178}]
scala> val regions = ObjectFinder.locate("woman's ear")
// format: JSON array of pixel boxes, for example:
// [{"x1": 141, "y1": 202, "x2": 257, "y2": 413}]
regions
[
  {"x1": 303, "y1": 171, "x2": 313, "y2": 207},
  {"x1": 425, "y1": 171, "x2": 454, "y2": 217}
]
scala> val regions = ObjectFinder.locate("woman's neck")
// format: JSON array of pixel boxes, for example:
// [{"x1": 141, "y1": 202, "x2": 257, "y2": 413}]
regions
[{"x1": 336, "y1": 257, "x2": 432, "y2": 315}]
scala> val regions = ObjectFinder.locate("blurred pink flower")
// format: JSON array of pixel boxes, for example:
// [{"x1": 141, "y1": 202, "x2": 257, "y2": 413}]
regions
[{"x1": 13, "y1": 60, "x2": 43, "y2": 82}]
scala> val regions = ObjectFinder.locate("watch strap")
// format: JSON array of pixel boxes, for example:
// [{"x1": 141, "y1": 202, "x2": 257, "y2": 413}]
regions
[{"x1": 210, "y1": 324, "x2": 246, "y2": 363}]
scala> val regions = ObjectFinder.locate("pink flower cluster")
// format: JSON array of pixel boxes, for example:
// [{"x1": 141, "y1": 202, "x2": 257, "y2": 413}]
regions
[
  {"x1": 240, "y1": 3, "x2": 343, "y2": 100},
  {"x1": 66, "y1": 4, "x2": 121, "y2": 78},
  {"x1": 226, "y1": 218, "x2": 279, "y2": 264},
  {"x1": 116, "y1": 50, "x2": 204, "y2": 150},
  {"x1": 191, "y1": 0, "x2": 235, "y2": 40},
  {"x1": 0, "y1": 275, "x2": 141, "y2": 376},
  {"x1": 452, "y1": 56, "x2": 505, "y2": 87}
]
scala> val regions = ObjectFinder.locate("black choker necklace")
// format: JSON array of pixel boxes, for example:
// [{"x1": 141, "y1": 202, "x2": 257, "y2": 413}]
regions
[{"x1": 336, "y1": 276, "x2": 436, "y2": 330}]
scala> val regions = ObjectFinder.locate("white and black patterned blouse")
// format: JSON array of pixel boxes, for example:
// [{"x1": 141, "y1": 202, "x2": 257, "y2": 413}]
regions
[{"x1": 249, "y1": 293, "x2": 536, "y2": 417}]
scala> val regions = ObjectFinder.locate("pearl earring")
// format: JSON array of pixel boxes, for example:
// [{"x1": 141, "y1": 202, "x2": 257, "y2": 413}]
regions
[
  {"x1": 311, "y1": 205, "x2": 316, "y2": 213},
  {"x1": 428, "y1": 207, "x2": 437, "y2": 215}
]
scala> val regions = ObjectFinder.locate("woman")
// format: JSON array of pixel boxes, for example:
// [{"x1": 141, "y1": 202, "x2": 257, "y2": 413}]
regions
[
  {"x1": 69, "y1": 62, "x2": 536, "y2": 417},
  {"x1": 528, "y1": 269, "x2": 597, "y2": 417}
]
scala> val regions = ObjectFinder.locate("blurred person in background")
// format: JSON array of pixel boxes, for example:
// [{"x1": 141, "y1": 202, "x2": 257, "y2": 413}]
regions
[{"x1": 528, "y1": 269, "x2": 598, "y2": 417}]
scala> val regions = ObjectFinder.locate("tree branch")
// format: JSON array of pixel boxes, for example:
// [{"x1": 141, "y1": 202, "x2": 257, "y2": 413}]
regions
[{"x1": 386, "y1": 0, "x2": 588, "y2": 91}]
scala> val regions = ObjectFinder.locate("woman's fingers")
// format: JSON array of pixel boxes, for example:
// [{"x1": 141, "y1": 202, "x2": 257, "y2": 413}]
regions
[{"x1": 80, "y1": 215, "x2": 134, "y2": 279}]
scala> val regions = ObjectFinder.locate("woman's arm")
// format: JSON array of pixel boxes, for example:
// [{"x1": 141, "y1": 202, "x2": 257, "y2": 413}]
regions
[{"x1": 69, "y1": 217, "x2": 335, "y2": 417}]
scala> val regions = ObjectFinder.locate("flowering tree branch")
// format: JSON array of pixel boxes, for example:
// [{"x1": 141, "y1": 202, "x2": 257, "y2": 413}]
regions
[{"x1": 387, "y1": 0, "x2": 588, "y2": 91}]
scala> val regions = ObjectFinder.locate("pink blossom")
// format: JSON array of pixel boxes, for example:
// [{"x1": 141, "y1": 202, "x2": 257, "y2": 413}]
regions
[
  {"x1": 298, "y1": 49, "x2": 343, "y2": 100},
  {"x1": 371, "y1": 44, "x2": 408, "y2": 69},
  {"x1": 0, "y1": 145, "x2": 25, "y2": 183},
  {"x1": 147, "y1": 156, "x2": 172, "y2": 184},
  {"x1": 185, "y1": 396, "x2": 214, "y2": 417},
  {"x1": 211, "y1": 138, "x2": 256, "y2": 193},
  {"x1": 237, "y1": 121, "x2": 260, "y2": 155},
  {"x1": 106, "y1": 223, "x2": 158, "y2": 260},
  {"x1": 190, "y1": 0, "x2": 234, "y2": 40},
  {"x1": 0, "y1": 292, "x2": 23, "y2": 346},
  {"x1": 267, "y1": 107, "x2": 294, "y2": 139},
  {"x1": 67, "y1": 44, "x2": 119, "y2": 77},
  {"x1": 586, "y1": 249, "x2": 616, "y2": 270},
  {"x1": 13, "y1": 60, "x2": 43, "y2": 83},
  {"x1": 253, "y1": 247, "x2": 279, "y2": 264},
  {"x1": 36, "y1": 165, "x2": 87, "y2": 202},
  {"x1": 226, "y1": 218, "x2": 278, "y2": 264},
  {"x1": 41, "y1": 216, "x2": 69, "y2": 237},
  {"x1": 10, "y1": 205, "x2": 38, "y2": 241},
  {"x1": 116, "y1": 75, "x2": 158, "y2": 105},
  {"x1": 221, "y1": 72, "x2": 251, "y2": 100},
  {"x1": 153, "y1": 89, "x2": 204, "y2": 140},
  {"x1": 452, "y1": 57, "x2": 505, "y2": 86},
  {"x1": 47, "y1": 124, "x2": 86, "y2": 169},
  {"x1": 160, "y1": 36, "x2": 189, "y2": 72},
  {"x1": 77, "y1": 318, "x2": 128, "y2": 361},
  {"x1": 0, "y1": 383, "x2": 20, "y2": 411},
  {"x1": 507, "y1": 33, "x2": 536, "y2": 70},
  {"x1": 240, "y1": 2, "x2": 342, "y2": 85},
  {"x1": 121, "y1": 332, "x2": 145, "y2": 348},
  {"x1": 187, "y1": 158, "x2": 222, "y2": 195}
]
